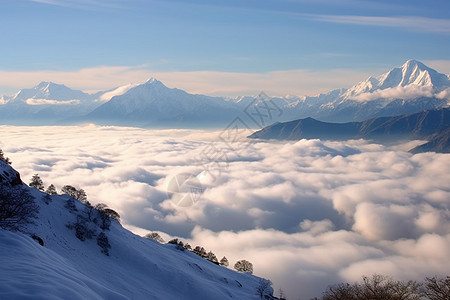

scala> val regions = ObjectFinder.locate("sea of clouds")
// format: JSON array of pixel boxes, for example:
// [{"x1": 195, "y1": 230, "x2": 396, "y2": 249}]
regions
[{"x1": 1, "y1": 125, "x2": 449, "y2": 299}]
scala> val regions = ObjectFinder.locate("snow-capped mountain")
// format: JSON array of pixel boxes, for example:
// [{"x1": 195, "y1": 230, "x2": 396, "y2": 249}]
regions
[
  {"x1": 12, "y1": 81, "x2": 96, "y2": 103},
  {"x1": 0, "y1": 159, "x2": 269, "y2": 299},
  {"x1": 1, "y1": 60, "x2": 449, "y2": 126},
  {"x1": 84, "y1": 78, "x2": 242, "y2": 127},
  {"x1": 284, "y1": 60, "x2": 450, "y2": 122},
  {"x1": 342, "y1": 60, "x2": 450, "y2": 99},
  {"x1": 0, "y1": 82, "x2": 116, "y2": 125}
]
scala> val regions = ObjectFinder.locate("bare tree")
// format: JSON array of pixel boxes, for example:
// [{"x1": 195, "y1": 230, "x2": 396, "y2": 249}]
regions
[
  {"x1": 0, "y1": 186, "x2": 39, "y2": 231},
  {"x1": 255, "y1": 279, "x2": 272, "y2": 298},
  {"x1": 320, "y1": 274, "x2": 422, "y2": 300},
  {"x1": 102, "y1": 208, "x2": 120, "y2": 223},
  {"x1": 29, "y1": 174, "x2": 44, "y2": 191},
  {"x1": 94, "y1": 204, "x2": 119, "y2": 221},
  {"x1": 75, "y1": 189, "x2": 87, "y2": 203},
  {"x1": 206, "y1": 251, "x2": 218, "y2": 264},
  {"x1": 234, "y1": 259, "x2": 253, "y2": 274},
  {"x1": 61, "y1": 185, "x2": 77, "y2": 198},
  {"x1": 145, "y1": 232, "x2": 165, "y2": 243},
  {"x1": 61, "y1": 185, "x2": 88, "y2": 203},
  {"x1": 193, "y1": 246, "x2": 207, "y2": 258},
  {"x1": 45, "y1": 184, "x2": 57, "y2": 195},
  {"x1": 0, "y1": 149, "x2": 11, "y2": 164},
  {"x1": 321, "y1": 282, "x2": 359, "y2": 300},
  {"x1": 424, "y1": 276, "x2": 450, "y2": 300},
  {"x1": 220, "y1": 256, "x2": 229, "y2": 267}
]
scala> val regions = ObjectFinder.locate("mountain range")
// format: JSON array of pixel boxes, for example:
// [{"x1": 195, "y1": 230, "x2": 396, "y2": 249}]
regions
[
  {"x1": 0, "y1": 60, "x2": 449, "y2": 127},
  {"x1": 0, "y1": 160, "x2": 269, "y2": 299},
  {"x1": 248, "y1": 107, "x2": 450, "y2": 153}
]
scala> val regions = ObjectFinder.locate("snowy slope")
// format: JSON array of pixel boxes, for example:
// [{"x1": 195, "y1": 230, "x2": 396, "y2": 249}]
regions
[{"x1": 0, "y1": 161, "x2": 268, "y2": 300}]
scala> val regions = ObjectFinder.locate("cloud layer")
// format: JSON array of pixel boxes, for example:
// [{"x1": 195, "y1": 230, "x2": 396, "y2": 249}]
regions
[{"x1": 1, "y1": 126, "x2": 449, "y2": 299}]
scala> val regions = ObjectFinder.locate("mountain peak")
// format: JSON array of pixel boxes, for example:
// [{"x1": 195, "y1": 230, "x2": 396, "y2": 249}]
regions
[
  {"x1": 35, "y1": 81, "x2": 64, "y2": 89},
  {"x1": 9, "y1": 81, "x2": 95, "y2": 105},
  {"x1": 402, "y1": 59, "x2": 428, "y2": 71},
  {"x1": 343, "y1": 60, "x2": 450, "y2": 101},
  {"x1": 378, "y1": 59, "x2": 436, "y2": 88},
  {"x1": 145, "y1": 77, "x2": 164, "y2": 86}
]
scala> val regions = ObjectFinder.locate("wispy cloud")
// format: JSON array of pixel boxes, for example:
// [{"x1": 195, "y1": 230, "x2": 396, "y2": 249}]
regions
[
  {"x1": 350, "y1": 85, "x2": 436, "y2": 102},
  {"x1": 300, "y1": 13, "x2": 450, "y2": 34},
  {"x1": 25, "y1": 98, "x2": 80, "y2": 106}
]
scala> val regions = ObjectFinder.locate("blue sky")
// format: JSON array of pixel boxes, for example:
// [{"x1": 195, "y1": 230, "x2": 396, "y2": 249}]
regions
[{"x1": 1, "y1": 0, "x2": 450, "y2": 96}]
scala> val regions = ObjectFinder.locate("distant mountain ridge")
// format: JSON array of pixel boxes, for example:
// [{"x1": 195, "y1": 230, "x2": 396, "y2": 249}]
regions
[
  {"x1": 0, "y1": 60, "x2": 449, "y2": 126},
  {"x1": 248, "y1": 107, "x2": 450, "y2": 153}
]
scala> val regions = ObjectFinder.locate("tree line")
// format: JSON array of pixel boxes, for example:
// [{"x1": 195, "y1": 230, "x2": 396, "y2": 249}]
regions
[
  {"x1": 313, "y1": 274, "x2": 450, "y2": 300},
  {"x1": 146, "y1": 233, "x2": 254, "y2": 274}
]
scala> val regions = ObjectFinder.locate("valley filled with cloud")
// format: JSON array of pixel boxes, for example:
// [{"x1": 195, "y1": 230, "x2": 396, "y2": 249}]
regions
[{"x1": 1, "y1": 125, "x2": 449, "y2": 299}]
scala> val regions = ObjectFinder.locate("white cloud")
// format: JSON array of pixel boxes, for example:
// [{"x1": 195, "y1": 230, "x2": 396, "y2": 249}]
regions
[
  {"x1": 25, "y1": 98, "x2": 80, "y2": 106},
  {"x1": 1, "y1": 126, "x2": 449, "y2": 299},
  {"x1": 98, "y1": 83, "x2": 138, "y2": 102},
  {"x1": 350, "y1": 85, "x2": 436, "y2": 102},
  {"x1": 436, "y1": 88, "x2": 450, "y2": 100}
]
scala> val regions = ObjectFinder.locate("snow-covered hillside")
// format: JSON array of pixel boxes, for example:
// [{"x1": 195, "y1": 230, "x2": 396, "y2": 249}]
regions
[{"x1": 0, "y1": 160, "x2": 269, "y2": 300}]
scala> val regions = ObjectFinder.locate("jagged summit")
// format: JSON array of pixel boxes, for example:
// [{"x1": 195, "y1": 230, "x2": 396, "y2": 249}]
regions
[
  {"x1": 342, "y1": 60, "x2": 450, "y2": 100},
  {"x1": 383, "y1": 59, "x2": 436, "y2": 88},
  {"x1": 145, "y1": 77, "x2": 166, "y2": 86},
  {"x1": 12, "y1": 81, "x2": 91, "y2": 102}
]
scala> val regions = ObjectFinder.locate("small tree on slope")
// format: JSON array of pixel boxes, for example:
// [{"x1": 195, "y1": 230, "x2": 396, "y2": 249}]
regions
[
  {"x1": 29, "y1": 174, "x2": 44, "y2": 191},
  {"x1": 234, "y1": 260, "x2": 253, "y2": 274},
  {"x1": 220, "y1": 256, "x2": 229, "y2": 267}
]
